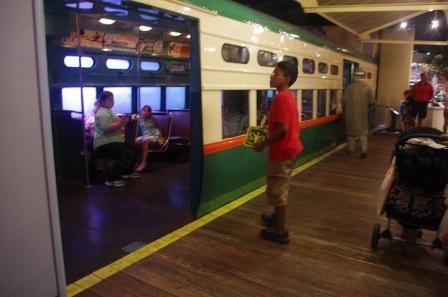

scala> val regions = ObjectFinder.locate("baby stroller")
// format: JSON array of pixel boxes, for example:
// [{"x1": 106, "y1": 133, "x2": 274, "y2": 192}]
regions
[{"x1": 371, "y1": 128, "x2": 448, "y2": 261}]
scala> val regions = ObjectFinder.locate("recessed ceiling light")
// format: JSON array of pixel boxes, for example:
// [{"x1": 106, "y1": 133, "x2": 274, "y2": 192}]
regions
[
  {"x1": 186, "y1": 34, "x2": 191, "y2": 39},
  {"x1": 139, "y1": 25, "x2": 152, "y2": 31},
  {"x1": 431, "y1": 19, "x2": 439, "y2": 29},
  {"x1": 400, "y1": 21, "x2": 407, "y2": 29},
  {"x1": 169, "y1": 31, "x2": 181, "y2": 36},
  {"x1": 99, "y1": 18, "x2": 115, "y2": 25}
]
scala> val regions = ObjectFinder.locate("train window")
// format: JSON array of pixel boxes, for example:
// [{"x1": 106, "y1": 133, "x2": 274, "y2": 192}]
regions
[
  {"x1": 283, "y1": 55, "x2": 298, "y2": 67},
  {"x1": 139, "y1": 87, "x2": 161, "y2": 111},
  {"x1": 257, "y1": 50, "x2": 277, "y2": 67},
  {"x1": 317, "y1": 90, "x2": 326, "y2": 118},
  {"x1": 302, "y1": 58, "x2": 315, "y2": 74},
  {"x1": 256, "y1": 90, "x2": 276, "y2": 125},
  {"x1": 64, "y1": 55, "x2": 94, "y2": 68},
  {"x1": 222, "y1": 44, "x2": 249, "y2": 64},
  {"x1": 301, "y1": 89, "x2": 313, "y2": 121},
  {"x1": 166, "y1": 62, "x2": 189, "y2": 74},
  {"x1": 106, "y1": 58, "x2": 131, "y2": 70},
  {"x1": 103, "y1": 87, "x2": 132, "y2": 113},
  {"x1": 318, "y1": 62, "x2": 328, "y2": 74},
  {"x1": 61, "y1": 87, "x2": 97, "y2": 113},
  {"x1": 330, "y1": 90, "x2": 338, "y2": 115},
  {"x1": 140, "y1": 61, "x2": 161, "y2": 71},
  {"x1": 166, "y1": 87, "x2": 186, "y2": 110},
  {"x1": 368, "y1": 72, "x2": 372, "y2": 79},
  {"x1": 222, "y1": 90, "x2": 249, "y2": 138},
  {"x1": 330, "y1": 65, "x2": 339, "y2": 75}
]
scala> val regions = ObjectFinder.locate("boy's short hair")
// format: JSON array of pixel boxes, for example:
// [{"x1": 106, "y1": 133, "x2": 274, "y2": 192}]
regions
[{"x1": 276, "y1": 61, "x2": 298, "y2": 87}]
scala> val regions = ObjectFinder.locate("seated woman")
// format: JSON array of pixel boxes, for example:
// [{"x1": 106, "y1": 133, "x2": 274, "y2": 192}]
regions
[
  {"x1": 94, "y1": 91, "x2": 139, "y2": 187},
  {"x1": 135, "y1": 105, "x2": 165, "y2": 172}
]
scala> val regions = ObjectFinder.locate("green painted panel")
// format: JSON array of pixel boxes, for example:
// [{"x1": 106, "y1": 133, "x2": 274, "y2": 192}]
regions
[
  {"x1": 196, "y1": 120, "x2": 343, "y2": 217},
  {"x1": 179, "y1": 0, "x2": 376, "y2": 64}
]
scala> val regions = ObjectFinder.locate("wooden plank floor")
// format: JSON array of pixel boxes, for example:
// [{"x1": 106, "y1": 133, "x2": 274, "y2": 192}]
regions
[{"x1": 75, "y1": 134, "x2": 448, "y2": 297}]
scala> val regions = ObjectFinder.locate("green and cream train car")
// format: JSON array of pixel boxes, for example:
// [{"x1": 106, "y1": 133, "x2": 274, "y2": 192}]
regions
[{"x1": 44, "y1": 0, "x2": 378, "y2": 218}]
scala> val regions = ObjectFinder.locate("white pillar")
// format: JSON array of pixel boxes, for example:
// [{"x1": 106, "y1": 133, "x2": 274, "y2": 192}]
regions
[{"x1": 375, "y1": 28, "x2": 414, "y2": 127}]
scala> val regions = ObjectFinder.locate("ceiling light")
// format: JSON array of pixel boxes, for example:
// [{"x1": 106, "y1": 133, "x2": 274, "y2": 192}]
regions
[
  {"x1": 139, "y1": 25, "x2": 152, "y2": 31},
  {"x1": 431, "y1": 19, "x2": 439, "y2": 29},
  {"x1": 169, "y1": 31, "x2": 181, "y2": 36},
  {"x1": 186, "y1": 34, "x2": 191, "y2": 39},
  {"x1": 400, "y1": 22, "x2": 407, "y2": 29},
  {"x1": 427, "y1": 52, "x2": 431, "y2": 55},
  {"x1": 99, "y1": 18, "x2": 115, "y2": 25}
]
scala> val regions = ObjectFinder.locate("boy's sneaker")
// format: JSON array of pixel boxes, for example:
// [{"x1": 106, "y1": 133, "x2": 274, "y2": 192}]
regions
[
  {"x1": 121, "y1": 173, "x2": 140, "y2": 179},
  {"x1": 261, "y1": 213, "x2": 277, "y2": 227},
  {"x1": 260, "y1": 227, "x2": 289, "y2": 244},
  {"x1": 105, "y1": 180, "x2": 126, "y2": 187}
]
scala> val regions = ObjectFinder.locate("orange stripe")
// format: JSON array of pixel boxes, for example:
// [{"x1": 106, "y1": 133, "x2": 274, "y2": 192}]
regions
[
  {"x1": 203, "y1": 115, "x2": 339, "y2": 155},
  {"x1": 299, "y1": 114, "x2": 339, "y2": 129},
  {"x1": 203, "y1": 135, "x2": 246, "y2": 155}
]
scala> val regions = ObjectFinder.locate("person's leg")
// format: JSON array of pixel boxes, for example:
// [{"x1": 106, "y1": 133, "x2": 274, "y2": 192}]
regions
[
  {"x1": 95, "y1": 143, "x2": 125, "y2": 182},
  {"x1": 261, "y1": 159, "x2": 294, "y2": 243},
  {"x1": 347, "y1": 136, "x2": 356, "y2": 153},
  {"x1": 274, "y1": 206, "x2": 286, "y2": 232},
  {"x1": 360, "y1": 135, "x2": 368, "y2": 156},
  {"x1": 136, "y1": 139, "x2": 150, "y2": 172}
]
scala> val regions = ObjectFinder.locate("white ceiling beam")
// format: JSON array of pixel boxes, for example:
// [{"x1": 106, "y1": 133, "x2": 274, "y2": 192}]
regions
[
  {"x1": 360, "y1": 39, "x2": 448, "y2": 45},
  {"x1": 298, "y1": 3, "x2": 448, "y2": 13},
  {"x1": 359, "y1": 11, "x2": 427, "y2": 39}
]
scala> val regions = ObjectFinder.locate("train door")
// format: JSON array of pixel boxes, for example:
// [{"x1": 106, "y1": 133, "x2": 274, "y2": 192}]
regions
[
  {"x1": 343, "y1": 59, "x2": 359, "y2": 89},
  {"x1": 44, "y1": 0, "x2": 200, "y2": 283}
]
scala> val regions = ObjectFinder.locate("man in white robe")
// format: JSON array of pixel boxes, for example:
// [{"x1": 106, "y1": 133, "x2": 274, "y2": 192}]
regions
[{"x1": 343, "y1": 71, "x2": 375, "y2": 158}]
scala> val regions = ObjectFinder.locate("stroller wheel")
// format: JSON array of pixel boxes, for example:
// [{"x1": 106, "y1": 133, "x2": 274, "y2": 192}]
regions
[{"x1": 371, "y1": 223, "x2": 381, "y2": 251}]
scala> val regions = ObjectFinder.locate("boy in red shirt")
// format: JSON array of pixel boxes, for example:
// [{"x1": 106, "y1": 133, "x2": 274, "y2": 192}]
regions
[{"x1": 253, "y1": 61, "x2": 303, "y2": 244}]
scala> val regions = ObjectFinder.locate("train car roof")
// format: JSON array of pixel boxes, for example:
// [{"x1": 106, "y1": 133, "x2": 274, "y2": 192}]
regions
[{"x1": 179, "y1": 0, "x2": 377, "y2": 64}]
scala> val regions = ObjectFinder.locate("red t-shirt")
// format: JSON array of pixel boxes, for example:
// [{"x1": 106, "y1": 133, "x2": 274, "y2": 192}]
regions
[
  {"x1": 412, "y1": 82, "x2": 434, "y2": 103},
  {"x1": 268, "y1": 91, "x2": 303, "y2": 161}
]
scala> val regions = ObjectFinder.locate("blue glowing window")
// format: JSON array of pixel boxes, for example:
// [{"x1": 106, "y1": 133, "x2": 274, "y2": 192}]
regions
[
  {"x1": 140, "y1": 61, "x2": 160, "y2": 71},
  {"x1": 139, "y1": 87, "x2": 161, "y2": 111},
  {"x1": 65, "y1": 2, "x2": 94, "y2": 9},
  {"x1": 64, "y1": 56, "x2": 94, "y2": 68},
  {"x1": 61, "y1": 87, "x2": 97, "y2": 113},
  {"x1": 106, "y1": 58, "x2": 130, "y2": 70},
  {"x1": 166, "y1": 87, "x2": 186, "y2": 110},
  {"x1": 103, "y1": 87, "x2": 132, "y2": 113}
]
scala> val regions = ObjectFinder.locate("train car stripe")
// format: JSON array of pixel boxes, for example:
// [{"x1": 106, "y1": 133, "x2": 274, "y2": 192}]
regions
[
  {"x1": 203, "y1": 115, "x2": 339, "y2": 155},
  {"x1": 66, "y1": 142, "x2": 345, "y2": 296}
]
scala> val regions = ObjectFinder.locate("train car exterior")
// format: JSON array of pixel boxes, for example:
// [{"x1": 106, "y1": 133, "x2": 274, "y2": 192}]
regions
[{"x1": 1, "y1": 0, "x2": 378, "y2": 295}]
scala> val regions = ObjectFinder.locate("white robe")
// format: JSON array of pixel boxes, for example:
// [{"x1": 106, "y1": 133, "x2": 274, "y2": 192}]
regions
[{"x1": 343, "y1": 80, "x2": 375, "y2": 136}]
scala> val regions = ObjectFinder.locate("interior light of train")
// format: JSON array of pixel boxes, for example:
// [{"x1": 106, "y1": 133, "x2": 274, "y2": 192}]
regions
[
  {"x1": 139, "y1": 25, "x2": 152, "y2": 31},
  {"x1": 431, "y1": 19, "x2": 439, "y2": 29},
  {"x1": 106, "y1": 58, "x2": 130, "y2": 69},
  {"x1": 104, "y1": 7, "x2": 129, "y2": 17},
  {"x1": 140, "y1": 14, "x2": 157, "y2": 21},
  {"x1": 102, "y1": 48, "x2": 112, "y2": 52},
  {"x1": 169, "y1": 31, "x2": 182, "y2": 36},
  {"x1": 99, "y1": 18, "x2": 116, "y2": 25},
  {"x1": 140, "y1": 61, "x2": 160, "y2": 71},
  {"x1": 65, "y1": 2, "x2": 94, "y2": 9},
  {"x1": 64, "y1": 56, "x2": 94, "y2": 68},
  {"x1": 400, "y1": 22, "x2": 408, "y2": 29},
  {"x1": 186, "y1": 34, "x2": 191, "y2": 39}
]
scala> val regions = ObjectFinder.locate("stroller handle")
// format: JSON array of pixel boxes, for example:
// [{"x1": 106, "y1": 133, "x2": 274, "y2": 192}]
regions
[{"x1": 395, "y1": 133, "x2": 446, "y2": 151}]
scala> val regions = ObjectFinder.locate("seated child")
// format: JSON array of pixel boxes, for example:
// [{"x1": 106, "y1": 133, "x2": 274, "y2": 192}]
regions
[{"x1": 135, "y1": 105, "x2": 165, "y2": 172}]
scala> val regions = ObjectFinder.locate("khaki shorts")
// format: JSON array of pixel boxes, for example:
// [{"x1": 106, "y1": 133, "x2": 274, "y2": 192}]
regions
[{"x1": 266, "y1": 159, "x2": 295, "y2": 207}]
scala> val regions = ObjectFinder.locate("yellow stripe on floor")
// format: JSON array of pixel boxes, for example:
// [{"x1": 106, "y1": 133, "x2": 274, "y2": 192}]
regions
[{"x1": 66, "y1": 143, "x2": 345, "y2": 296}]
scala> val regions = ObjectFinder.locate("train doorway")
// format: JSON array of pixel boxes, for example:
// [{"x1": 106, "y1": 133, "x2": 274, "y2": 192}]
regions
[
  {"x1": 343, "y1": 59, "x2": 359, "y2": 88},
  {"x1": 44, "y1": 0, "x2": 200, "y2": 283}
]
